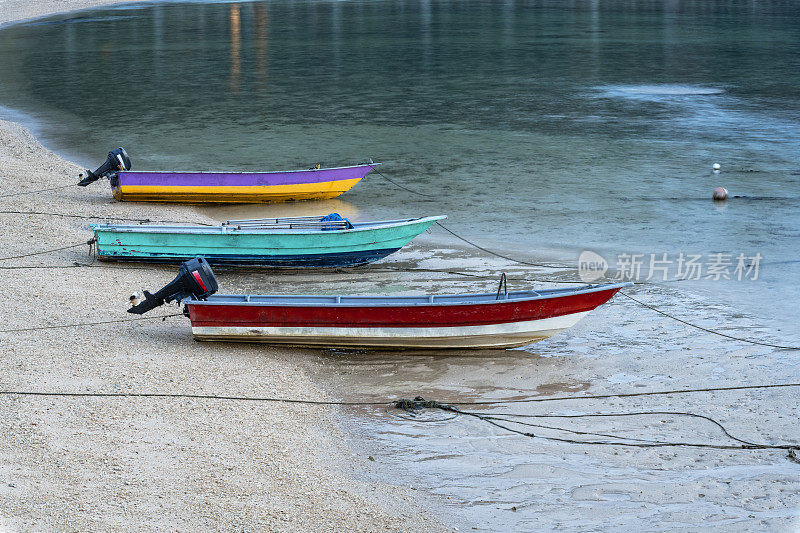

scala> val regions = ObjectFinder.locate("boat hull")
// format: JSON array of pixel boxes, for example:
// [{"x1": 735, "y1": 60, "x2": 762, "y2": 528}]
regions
[
  {"x1": 93, "y1": 216, "x2": 441, "y2": 268},
  {"x1": 190, "y1": 313, "x2": 590, "y2": 349},
  {"x1": 109, "y1": 164, "x2": 375, "y2": 203},
  {"x1": 184, "y1": 284, "x2": 626, "y2": 349}
]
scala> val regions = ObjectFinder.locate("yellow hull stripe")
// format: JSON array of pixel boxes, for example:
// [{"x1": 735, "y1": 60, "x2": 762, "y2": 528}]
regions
[{"x1": 112, "y1": 178, "x2": 362, "y2": 203}]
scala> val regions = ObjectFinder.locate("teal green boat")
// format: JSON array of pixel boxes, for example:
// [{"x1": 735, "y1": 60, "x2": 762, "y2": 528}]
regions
[{"x1": 91, "y1": 214, "x2": 445, "y2": 268}]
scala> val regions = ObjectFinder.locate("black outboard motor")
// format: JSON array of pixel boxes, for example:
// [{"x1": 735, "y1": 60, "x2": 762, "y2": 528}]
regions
[
  {"x1": 128, "y1": 257, "x2": 218, "y2": 314},
  {"x1": 77, "y1": 147, "x2": 132, "y2": 186}
]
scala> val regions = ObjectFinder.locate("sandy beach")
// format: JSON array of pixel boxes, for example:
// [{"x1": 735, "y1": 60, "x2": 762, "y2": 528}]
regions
[
  {"x1": 2, "y1": 1, "x2": 800, "y2": 531},
  {"x1": 0, "y1": 2, "x2": 444, "y2": 531},
  {"x1": 0, "y1": 0, "x2": 143, "y2": 27}
]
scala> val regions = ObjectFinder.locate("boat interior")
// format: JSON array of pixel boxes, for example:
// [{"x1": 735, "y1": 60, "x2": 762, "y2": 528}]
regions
[
  {"x1": 187, "y1": 283, "x2": 629, "y2": 307},
  {"x1": 93, "y1": 215, "x2": 445, "y2": 234}
]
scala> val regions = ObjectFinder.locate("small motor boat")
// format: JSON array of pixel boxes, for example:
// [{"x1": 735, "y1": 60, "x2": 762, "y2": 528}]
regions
[
  {"x1": 129, "y1": 258, "x2": 631, "y2": 350},
  {"x1": 92, "y1": 214, "x2": 445, "y2": 268},
  {"x1": 77, "y1": 147, "x2": 377, "y2": 204}
]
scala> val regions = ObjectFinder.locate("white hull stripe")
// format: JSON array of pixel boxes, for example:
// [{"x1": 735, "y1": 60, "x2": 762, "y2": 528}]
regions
[{"x1": 191, "y1": 312, "x2": 589, "y2": 348}]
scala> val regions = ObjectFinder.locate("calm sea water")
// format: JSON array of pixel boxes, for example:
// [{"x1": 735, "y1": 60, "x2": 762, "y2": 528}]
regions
[{"x1": 1, "y1": 1, "x2": 799, "y2": 529}]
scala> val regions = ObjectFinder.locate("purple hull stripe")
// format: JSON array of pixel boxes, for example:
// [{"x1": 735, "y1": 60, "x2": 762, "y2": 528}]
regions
[{"x1": 118, "y1": 164, "x2": 375, "y2": 187}]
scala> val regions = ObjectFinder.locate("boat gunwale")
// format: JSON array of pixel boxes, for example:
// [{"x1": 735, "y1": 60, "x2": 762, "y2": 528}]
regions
[
  {"x1": 183, "y1": 282, "x2": 631, "y2": 309},
  {"x1": 90, "y1": 215, "x2": 446, "y2": 235},
  {"x1": 118, "y1": 162, "x2": 381, "y2": 177}
]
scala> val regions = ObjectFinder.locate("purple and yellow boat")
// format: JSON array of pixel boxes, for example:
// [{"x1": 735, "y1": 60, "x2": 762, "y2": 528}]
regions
[{"x1": 78, "y1": 148, "x2": 377, "y2": 204}]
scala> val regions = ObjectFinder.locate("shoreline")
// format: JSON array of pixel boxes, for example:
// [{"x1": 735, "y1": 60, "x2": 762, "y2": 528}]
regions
[
  {"x1": 3, "y1": 2, "x2": 799, "y2": 531},
  {"x1": 0, "y1": 2, "x2": 446, "y2": 531}
]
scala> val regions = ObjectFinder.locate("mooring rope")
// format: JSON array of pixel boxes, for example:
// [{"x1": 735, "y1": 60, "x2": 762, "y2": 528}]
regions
[
  {"x1": 460, "y1": 414, "x2": 752, "y2": 447},
  {"x1": 483, "y1": 410, "x2": 756, "y2": 446},
  {"x1": 394, "y1": 398, "x2": 798, "y2": 451},
  {"x1": 0, "y1": 382, "x2": 797, "y2": 406},
  {"x1": 472, "y1": 415, "x2": 794, "y2": 451},
  {"x1": 0, "y1": 184, "x2": 74, "y2": 199},
  {"x1": 435, "y1": 222, "x2": 570, "y2": 269},
  {"x1": 431, "y1": 221, "x2": 795, "y2": 349},
  {"x1": 1, "y1": 389, "x2": 796, "y2": 454},
  {"x1": 0, "y1": 261, "x2": 163, "y2": 271},
  {"x1": 620, "y1": 292, "x2": 800, "y2": 350},
  {"x1": 0, "y1": 239, "x2": 94, "y2": 261},
  {"x1": 11, "y1": 387, "x2": 789, "y2": 453},
  {"x1": 455, "y1": 382, "x2": 800, "y2": 405},
  {"x1": 0, "y1": 263, "x2": 95, "y2": 270},
  {"x1": 378, "y1": 265, "x2": 591, "y2": 284},
  {"x1": 0, "y1": 389, "x2": 381, "y2": 405},
  {"x1": 368, "y1": 164, "x2": 437, "y2": 198},
  {"x1": 2, "y1": 383, "x2": 800, "y2": 452},
  {"x1": 0, "y1": 312, "x2": 183, "y2": 334},
  {"x1": 0, "y1": 209, "x2": 215, "y2": 225}
]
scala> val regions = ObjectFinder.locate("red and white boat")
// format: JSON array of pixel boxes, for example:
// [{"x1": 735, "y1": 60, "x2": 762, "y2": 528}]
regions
[{"x1": 128, "y1": 258, "x2": 630, "y2": 349}]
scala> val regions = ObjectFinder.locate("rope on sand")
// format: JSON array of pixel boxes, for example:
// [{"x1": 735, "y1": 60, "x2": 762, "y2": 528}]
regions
[
  {"x1": 0, "y1": 184, "x2": 75, "y2": 198},
  {"x1": 0, "y1": 312, "x2": 183, "y2": 334},
  {"x1": 0, "y1": 385, "x2": 798, "y2": 456},
  {"x1": 0, "y1": 209, "x2": 215, "y2": 225},
  {"x1": 0, "y1": 239, "x2": 95, "y2": 261},
  {"x1": 2, "y1": 383, "x2": 800, "y2": 405},
  {"x1": 394, "y1": 397, "x2": 799, "y2": 452}
]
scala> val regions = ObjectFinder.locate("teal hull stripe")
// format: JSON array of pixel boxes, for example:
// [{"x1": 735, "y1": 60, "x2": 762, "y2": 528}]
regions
[
  {"x1": 94, "y1": 218, "x2": 438, "y2": 267},
  {"x1": 98, "y1": 248, "x2": 401, "y2": 268}
]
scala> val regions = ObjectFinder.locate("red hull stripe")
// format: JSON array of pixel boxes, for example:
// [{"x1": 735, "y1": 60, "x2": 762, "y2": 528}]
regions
[
  {"x1": 191, "y1": 271, "x2": 207, "y2": 292},
  {"x1": 187, "y1": 288, "x2": 621, "y2": 329}
]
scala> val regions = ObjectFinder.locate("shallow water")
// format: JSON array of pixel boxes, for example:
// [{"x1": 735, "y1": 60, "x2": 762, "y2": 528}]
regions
[
  {"x1": 1, "y1": 0, "x2": 799, "y2": 529},
  {"x1": 299, "y1": 246, "x2": 800, "y2": 530}
]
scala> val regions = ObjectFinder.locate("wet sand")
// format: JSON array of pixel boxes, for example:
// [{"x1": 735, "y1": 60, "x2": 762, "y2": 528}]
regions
[
  {"x1": 0, "y1": 3, "x2": 445, "y2": 530},
  {"x1": 302, "y1": 249, "x2": 800, "y2": 531},
  {"x1": 1, "y1": 1, "x2": 799, "y2": 531}
]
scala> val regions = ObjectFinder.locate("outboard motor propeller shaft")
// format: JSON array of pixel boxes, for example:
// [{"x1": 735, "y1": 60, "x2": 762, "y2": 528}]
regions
[
  {"x1": 78, "y1": 147, "x2": 131, "y2": 186},
  {"x1": 128, "y1": 257, "x2": 218, "y2": 314}
]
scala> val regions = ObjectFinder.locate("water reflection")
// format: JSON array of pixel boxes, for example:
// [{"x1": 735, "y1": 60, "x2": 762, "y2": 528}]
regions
[
  {"x1": 201, "y1": 197, "x2": 360, "y2": 221},
  {"x1": 255, "y1": 4, "x2": 269, "y2": 91},
  {"x1": 229, "y1": 3, "x2": 241, "y2": 93},
  {"x1": 314, "y1": 348, "x2": 592, "y2": 403}
]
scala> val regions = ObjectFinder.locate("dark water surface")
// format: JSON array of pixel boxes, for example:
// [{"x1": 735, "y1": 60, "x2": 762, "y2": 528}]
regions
[{"x1": 1, "y1": 1, "x2": 799, "y2": 529}]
